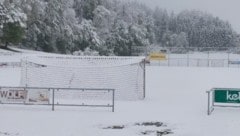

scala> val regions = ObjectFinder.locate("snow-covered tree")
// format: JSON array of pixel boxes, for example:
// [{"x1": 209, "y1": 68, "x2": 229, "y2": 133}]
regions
[
  {"x1": 0, "y1": 1, "x2": 26, "y2": 47},
  {"x1": 0, "y1": 0, "x2": 239, "y2": 55},
  {"x1": 106, "y1": 20, "x2": 130, "y2": 56},
  {"x1": 74, "y1": 19, "x2": 102, "y2": 53},
  {"x1": 153, "y1": 8, "x2": 169, "y2": 44},
  {"x1": 73, "y1": 47, "x2": 99, "y2": 56},
  {"x1": 93, "y1": 5, "x2": 113, "y2": 40}
]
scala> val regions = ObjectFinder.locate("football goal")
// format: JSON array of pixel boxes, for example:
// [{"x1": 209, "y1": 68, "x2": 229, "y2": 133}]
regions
[{"x1": 20, "y1": 55, "x2": 146, "y2": 100}]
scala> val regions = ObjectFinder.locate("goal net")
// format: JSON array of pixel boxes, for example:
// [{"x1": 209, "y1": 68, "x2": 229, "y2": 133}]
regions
[{"x1": 20, "y1": 55, "x2": 145, "y2": 100}]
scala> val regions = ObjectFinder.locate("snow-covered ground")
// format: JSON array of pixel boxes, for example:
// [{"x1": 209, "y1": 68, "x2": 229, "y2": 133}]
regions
[{"x1": 1, "y1": 66, "x2": 240, "y2": 136}]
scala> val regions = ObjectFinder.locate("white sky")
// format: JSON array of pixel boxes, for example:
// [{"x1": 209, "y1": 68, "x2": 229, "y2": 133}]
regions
[{"x1": 133, "y1": 0, "x2": 240, "y2": 33}]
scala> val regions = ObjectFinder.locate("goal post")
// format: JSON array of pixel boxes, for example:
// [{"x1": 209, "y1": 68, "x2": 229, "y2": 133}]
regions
[{"x1": 21, "y1": 55, "x2": 146, "y2": 100}]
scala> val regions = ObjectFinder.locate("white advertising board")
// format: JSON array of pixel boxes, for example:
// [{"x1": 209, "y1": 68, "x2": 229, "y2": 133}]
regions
[
  {"x1": 0, "y1": 88, "x2": 27, "y2": 103},
  {"x1": 0, "y1": 87, "x2": 49, "y2": 104}
]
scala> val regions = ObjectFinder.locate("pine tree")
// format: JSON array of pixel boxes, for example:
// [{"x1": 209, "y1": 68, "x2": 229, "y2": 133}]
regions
[{"x1": 2, "y1": 22, "x2": 24, "y2": 47}]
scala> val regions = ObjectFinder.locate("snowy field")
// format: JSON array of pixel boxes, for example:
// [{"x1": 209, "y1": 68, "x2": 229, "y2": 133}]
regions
[{"x1": 1, "y1": 66, "x2": 240, "y2": 136}]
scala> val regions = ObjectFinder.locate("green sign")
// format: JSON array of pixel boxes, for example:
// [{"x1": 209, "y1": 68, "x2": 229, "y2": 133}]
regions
[{"x1": 214, "y1": 89, "x2": 240, "y2": 103}]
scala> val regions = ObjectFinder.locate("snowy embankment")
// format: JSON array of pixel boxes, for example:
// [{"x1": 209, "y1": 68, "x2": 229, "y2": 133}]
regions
[{"x1": 1, "y1": 66, "x2": 240, "y2": 136}]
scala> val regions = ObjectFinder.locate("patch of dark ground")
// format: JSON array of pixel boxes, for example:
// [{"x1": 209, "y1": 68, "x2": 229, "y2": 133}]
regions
[
  {"x1": 141, "y1": 129, "x2": 173, "y2": 136},
  {"x1": 0, "y1": 131, "x2": 10, "y2": 136},
  {"x1": 102, "y1": 125, "x2": 125, "y2": 129},
  {"x1": 135, "y1": 121, "x2": 166, "y2": 127},
  {"x1": 101, "y1": 121, "x2": 173, "y2": 136}
]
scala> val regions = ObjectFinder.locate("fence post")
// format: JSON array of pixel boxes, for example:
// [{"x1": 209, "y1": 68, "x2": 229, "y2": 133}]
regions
[
  {"x1": 168, "y1": 53, "x2": 170, "y2": 67},
  {"x1": 143, "y1": 59, "x2": 146, "y2": 99},
  {"x1": 207, "y1": 51, "x2": 210, "y2": 67},
  {"x1": 23, "y1": 87, "x2": 26, "y2": 104},
  {"x1": 207, "y1": 91, "x2": 210, "y2": 115},
  {"x1": 25, "y1": 59, "x2": 28, "y2": 87},
  {"x1": 212, "y1": 90, "x2": 215, "y2": 108},
  {"x1": 227, "y1": 53, "x2": 230, "y2": 68},
  {"x1": 52, "y1": 89, "x2": 55, "y2": 111},
  {"x1": 112, "y1": 89, "x2": 115, "y2": 112},
  {"x1": 48, "y1": 88, "x2": 50, "y2": 104},
  {"x1": 207, "y1": 89, "x2": 215, "y2": 115}
]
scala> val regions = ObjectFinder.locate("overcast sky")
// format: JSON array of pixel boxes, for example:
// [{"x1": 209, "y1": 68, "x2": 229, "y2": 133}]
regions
[{"x1": 131, "y1": 0, "x2": 240, "y2": 33}]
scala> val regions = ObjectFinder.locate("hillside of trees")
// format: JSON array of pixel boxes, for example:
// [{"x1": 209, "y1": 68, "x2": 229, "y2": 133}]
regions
[{"x1": 0, "y1": 0, "x2": 240, "y2": 55}]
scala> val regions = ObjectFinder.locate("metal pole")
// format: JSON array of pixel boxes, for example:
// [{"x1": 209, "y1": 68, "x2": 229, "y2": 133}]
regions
[
  {"x1": 207, "y1": 91, "x2": 210, "y2": 115},
  {"x1": 212, "y1": 90, "x2": 215, "y2": 108},
  {"x1": 208, "y1": 51, "x2": 210, "y2": 67},
  {"x1": 48, "y1": 88, "x2": 50, "y2": 104},
  {"x1": 227, "y1": 53, "x2": 230, "y2": 68},
  {"x1": 143, "y1": 59, "x2": 146, "y2": 99},
  {"x1": 25, "y1": 60, "x2": 28, "y2": 87},
  {"x1": 23, "y1": 87, "x2": 26, "y2": 104},
  {"x1": 0, "y1": 87, "x2": 1, "y2": 104},
  {"x1": 168, "y1": 53, "x2": 170, "y2": 67},
  {"x1": 52, "y1": 89, "x2": 55, "y2": 111},
  {"x1": 112, "y1": 89, "x2": 115, "y2": 112}
]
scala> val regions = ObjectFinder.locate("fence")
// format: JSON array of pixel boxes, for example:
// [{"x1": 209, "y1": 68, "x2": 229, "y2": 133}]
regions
[
  {"x1": 0, "y1": 53, "x2": 22, "y2": 68},
  {"x1": 0, "y1": 62, "x2": 21, "y2": 68},
  {"x1": 0, "y1": 86, "x2": 115, "y2": 112},
  {"x1": 148, "y1": 53, "x2": 240, "y2": 68},
  {"x1": 207, "y1": 88, "x2": 240, "y2": 115}
]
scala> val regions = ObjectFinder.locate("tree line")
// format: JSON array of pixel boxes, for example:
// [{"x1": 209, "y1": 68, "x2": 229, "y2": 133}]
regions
[{"x1": 0, "y1": 0, "x2": 239, "y2": 55}]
